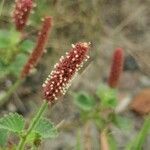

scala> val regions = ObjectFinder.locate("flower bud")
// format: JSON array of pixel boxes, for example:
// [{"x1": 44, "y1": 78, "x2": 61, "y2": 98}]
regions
[
  {"x1": 13, "y1": 0, "x2": 33, "y2": 31},
  {"x1": 108, "y1": 48, "x2": 124, "y2": 88}
]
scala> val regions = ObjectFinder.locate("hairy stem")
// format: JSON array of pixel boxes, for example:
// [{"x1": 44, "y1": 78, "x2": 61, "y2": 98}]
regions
[
  {"x1": 17, "y1": 101, "x2": 48, "y2": 150},
  {"x1": 0, "y1": 79, "x2": 23, "y2": 106}
]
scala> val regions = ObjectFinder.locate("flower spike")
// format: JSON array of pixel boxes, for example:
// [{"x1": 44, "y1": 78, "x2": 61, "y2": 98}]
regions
[
  {"x1": 43, "y1": 42, "x2": 91, "y2": 103},
  {"x1": 13, "y1": 0, "x2": 33, "y2": 31},
  {"x1": 108, "y1": 48, "x2": 124, "y2": 88},
  {"x1": 20, "y1": 17, "x2": 52, "y2": 78}
]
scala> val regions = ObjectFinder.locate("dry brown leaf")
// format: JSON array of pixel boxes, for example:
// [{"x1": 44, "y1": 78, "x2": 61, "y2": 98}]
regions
[{"x1": 131, "y1": 89, "x2": 150, "y2": 115}]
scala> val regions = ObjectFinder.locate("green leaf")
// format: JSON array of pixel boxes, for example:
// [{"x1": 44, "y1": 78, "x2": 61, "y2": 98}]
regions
[
  {"x1": 113, "y1": 115, "x2": 132, "y2": 130},
  {"x1": 9, "y1": 29, "x2": 21, "y2": 46},
  {"x1": 9, "y1": 53, "x2": 27, "y2": 77},
  {"x1": 0, "y1": 129, "x2": 8, "y2": 147},
  {"x1": 20, "y1": 40, "x2": 35, "y2": 53},
  {"x1": 0, "y1": 29, "x2": 20, "y2": 49},
  {"x1": 96, "y1": 84, "x2": 118, "y2": 109},
  {"x1": 31, "y1": 118, "x2": 58, "y2": 139},
  {"x1": 73, "y1": 92, "x2": 95, "y2": 111},
  {"x1": 0, "y1": 29, "x2": 21, "y2": 65},
  {"x1": 0, "y1": 30, "x2": 11, "y2": 49},
  {"x1": 0, "y1": 113, "x2": 25, "y2": 133}
]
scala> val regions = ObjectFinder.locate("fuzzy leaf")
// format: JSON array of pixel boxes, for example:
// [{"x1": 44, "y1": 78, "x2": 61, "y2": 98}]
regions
[
  {"x1": 96, "y1": 84, "x2": 117, "y2": 108},
  {"x1": 0, "y1": 113, "x2": 25, "y2": 133},
  {"x1": 0, "y1": 129, "x2": 8, "y2": 147},
  {"x1": 31, "y1": 118, "x2": 58, "y2": 139},
  {"x1": 74, "y1": 92, "x2": 95, "y2": 111}
]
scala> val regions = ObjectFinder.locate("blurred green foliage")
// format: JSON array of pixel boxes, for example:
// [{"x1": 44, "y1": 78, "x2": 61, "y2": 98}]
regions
[
  {"x1": 73, "y1": 84, "x2": 131, "y2": 131},
  {"x1": 73, "y1": 92, "x2": 95, "y2": 111},
  {"x1": 112, "y1": 114, "x2": 132, "y2": 130},
  {"x1": 0, "y1": 29, "x2": 34, "y2": 78},
  {"x1": 73, "y1": 85, "x2": 133, "y2": 149},
  {"x1": 97, "y1": 85, "x2": 117, "y2": 109},
  {"x1": 108, "y1": 133, "x2": 117, "y2": 150},
  {"x1": 0, "y1": 29, "x2": 20, "y2": 64}
]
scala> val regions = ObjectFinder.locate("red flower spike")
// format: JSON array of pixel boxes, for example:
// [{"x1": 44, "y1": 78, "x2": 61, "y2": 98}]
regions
[
  {"x1": 43, "y1": 42, "x2": 91, "y2": 103},
  {"x1": 13, "y1": 0, "x2": 33, "y2": 31},
  {"x1": 108, "y1": 48, "x2": 124, "y2": 88},
  {"x1": 20, "y1": 17, "x2": 52, "y2": 78}
]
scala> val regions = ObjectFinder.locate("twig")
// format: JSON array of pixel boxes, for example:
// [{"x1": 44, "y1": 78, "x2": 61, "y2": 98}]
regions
[
  {"x1": 55, "y1": 120, "x2": 65, "y2": 130},
  {"x1": 100, "y1": 128, "x2": 109, "y2": 150}
]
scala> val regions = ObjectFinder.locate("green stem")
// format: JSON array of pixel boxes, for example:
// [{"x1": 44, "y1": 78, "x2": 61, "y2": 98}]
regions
[
  {"x1": 0, "y1": 0, "x2": 5, "y2": 17},
  {"x1": 76, "y1": 129, "x2": 82, "y2": 150},
  {"x1": 126, "y1": 116, "x2": 150, "y2": 150},
  {"x1": 17, "y1": 101, "x2": 48, "y2": 150},
  {"x1": 0, "y1": 79, "x2": 23, "y2": 106}
]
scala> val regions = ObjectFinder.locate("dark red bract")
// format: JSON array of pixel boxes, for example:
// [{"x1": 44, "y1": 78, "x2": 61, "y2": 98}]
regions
[
  {"x1": 20, "y1": 17, "x2": 52, "y2": 78},
  {"x1": 43, "y1": 42, "x2": 90, "y2": 103},
  {"x1": 108, "y1": 48, "x2": 124, "y2": 88}
]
